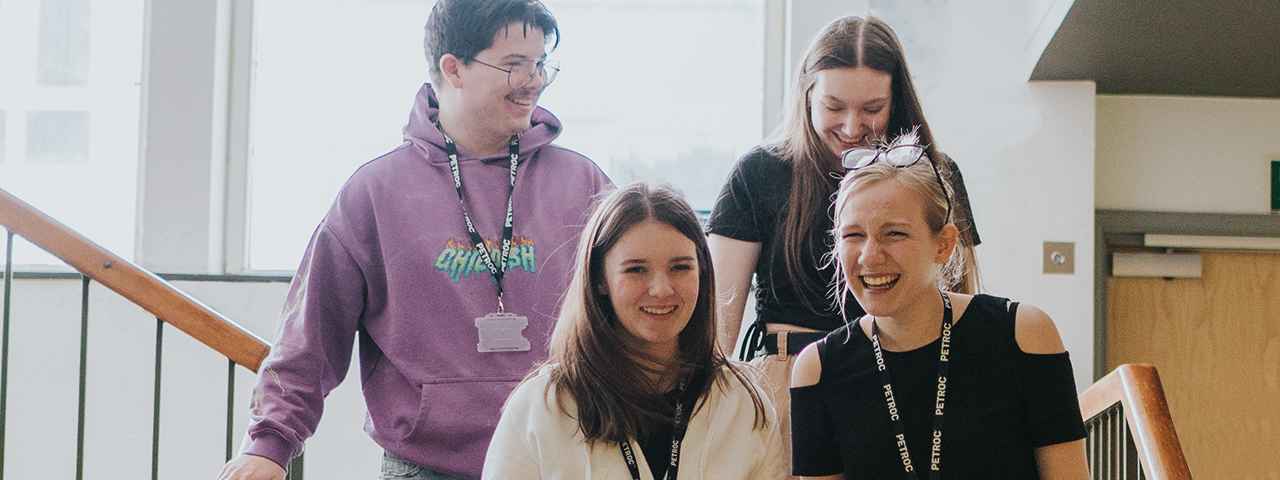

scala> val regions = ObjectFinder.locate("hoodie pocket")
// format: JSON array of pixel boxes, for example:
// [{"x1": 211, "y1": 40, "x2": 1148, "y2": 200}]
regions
[{"x1": 405, "y1": 377, "x2": 523, "y2": 443}]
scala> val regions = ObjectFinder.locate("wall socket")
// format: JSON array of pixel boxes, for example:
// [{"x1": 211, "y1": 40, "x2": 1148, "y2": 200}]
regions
[{"x1": 1043, "y1": 242, "x2": 1074, "y2": 274}]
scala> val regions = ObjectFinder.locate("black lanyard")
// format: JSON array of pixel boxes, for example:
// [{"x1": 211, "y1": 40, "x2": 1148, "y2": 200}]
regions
[
  {"x1": 620, "y1": 377, "x2": 698, "y2": 480},
  {"x1": 869, "y1": 290, "x2": 953, "y2": 480},
  {"x1": 436, "y1": 121, "x2": 519, "y2": 313}
]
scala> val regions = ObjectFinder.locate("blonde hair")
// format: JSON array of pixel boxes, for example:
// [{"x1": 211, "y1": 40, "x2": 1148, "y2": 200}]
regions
[{"x1": 829, "y1": 133, "x2": 971, "y2": 315}]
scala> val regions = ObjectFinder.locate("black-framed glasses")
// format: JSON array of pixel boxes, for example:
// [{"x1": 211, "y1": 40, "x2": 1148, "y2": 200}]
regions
[
  {"x1": 842, "y1": 144, "x2": 953, "y2": 222},
  {"x1": 471, "y1": 58, "x2": 560, "y2": 89}
]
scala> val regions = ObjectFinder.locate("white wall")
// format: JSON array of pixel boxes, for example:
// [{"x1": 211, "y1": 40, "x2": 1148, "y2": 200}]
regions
[
  {"x1": 1096, "y1": 95, "x2": 1280, "y2": 214},
  {"x1": 788, "y1": 1, "x2": 1097, "y2": 390}
]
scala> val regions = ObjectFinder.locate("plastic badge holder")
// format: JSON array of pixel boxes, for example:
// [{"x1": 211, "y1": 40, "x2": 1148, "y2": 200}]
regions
[{"x1": 475, "y1": 312, "x2": 531, "y2": 352}]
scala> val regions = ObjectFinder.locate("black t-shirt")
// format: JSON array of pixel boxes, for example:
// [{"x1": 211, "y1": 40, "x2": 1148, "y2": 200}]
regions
[
  {"x1": 790, "y1": 294, "x2": 1086, "y2": 479},
  {"x1": 637, "y1": 366, "x2": 710, "y2": 479},
  {"x1": 638, "y1": 388, "x2": 679, "y2": 479},
  {"x1": 707, "y1": 148, "x2": 981, "y2": 331},
  {"x1": 707, "y1": 148, "x2": 853, "y2": 330}
]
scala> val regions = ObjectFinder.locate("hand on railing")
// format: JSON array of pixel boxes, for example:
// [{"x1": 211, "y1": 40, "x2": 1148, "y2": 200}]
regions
[{"x1": 218, "y1": 454, "x2": 286, "y2": 480}]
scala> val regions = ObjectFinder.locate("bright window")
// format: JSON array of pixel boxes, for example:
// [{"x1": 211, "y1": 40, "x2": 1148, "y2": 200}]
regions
[
  {"x1": 539, "y1": 0, "x2": 764, "y2": 211},
  {"x1": 245, "y1": 0, "x2": 764, "y2": 271},
  {"x1": 0, "y1": 0, "x2": 145, "y2": 267},
  {"x1": 246, "y1": 0, "x2": 438, "y2": 271}
]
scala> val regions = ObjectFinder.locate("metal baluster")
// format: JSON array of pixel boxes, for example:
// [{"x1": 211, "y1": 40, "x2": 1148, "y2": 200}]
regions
[
  {"x1": 76, "y1": 276, "x2": 90, "y2": 480},
  {"x1": 1105, "y1": 409, "x2": 1112, "y2": 479},
  {"x1": 1114, "y1": 407, "x2": 1121, "y2": 480},
  {"x1": 1, "y1": 231, "x2": 13, "y2": 480},
  {"x1": 1089, "y1": 413, "x2": 1099, "y2": 480},
  {"x1": 287, "y1": 452, "x2": 304, "y2": 480},
  {"x1": 1092, "y1": 410, "x2": 1099, "y2": 479},
  {"x1": 227, "y1": 359, "x2": 235, "y2": 462},
  {"x1": 1102, "y1": 408, "x2": 1110, "y2": 480},
  {"x1": 1098, "y1": 409, "x2": 1107, "y2": 480},
  {"x1": 1118, "y1": 407, "x2": 1126, "y2": 479},
  {"x1": 1123, "y1": 408, "x2": 1130, "y2": 480},
  {"x1": 152, "y1": 318, "x2": 164, "y2": 480},
  {"x1": 1098, "y1": 411, "x2": 1105, "y2": 480},
  {"x1": 1112, "y1": 407, "x2": 1121, "y2": 480},
  {"x1": 1119, "y1": 407, "x2": 1127, "y2": 480},
  {"x1": 1100, "y1": 409, "x2": 1111, "y2": 480},
  {"x1": 1101, "y1": 408, "x2": 1110, "y2": 480}
]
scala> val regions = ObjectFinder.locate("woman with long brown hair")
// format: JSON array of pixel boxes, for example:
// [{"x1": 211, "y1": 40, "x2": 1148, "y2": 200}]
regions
[
  {"x1": 706, "y1": 15, "x2": 982, "y2": 474},
  {"x1": 482, "y1": 183, "x2": 785, "y2": 480}
]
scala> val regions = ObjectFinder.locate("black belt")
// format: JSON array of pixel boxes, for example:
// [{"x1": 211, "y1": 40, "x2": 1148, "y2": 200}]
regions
[
  {"x1": 761, "y1": 332, "x2": 827, "y2": 356},
  {"x1": 739, "y1": 321, "x2": 828, "y2": 361}
]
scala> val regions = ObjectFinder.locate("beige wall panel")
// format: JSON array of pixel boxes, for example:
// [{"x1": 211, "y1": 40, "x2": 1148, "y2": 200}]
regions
[{"x1": 1107, "y1": 251, "x2": 1280, "y2": 480}]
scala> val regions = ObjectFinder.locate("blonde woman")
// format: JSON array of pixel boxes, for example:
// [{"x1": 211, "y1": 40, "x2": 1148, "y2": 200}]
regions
[{"x1": 789, "y1": 132, "x2": 1087, "y2": 479}]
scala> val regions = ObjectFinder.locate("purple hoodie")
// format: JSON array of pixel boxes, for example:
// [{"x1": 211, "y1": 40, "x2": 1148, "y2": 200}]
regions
[{"x1": 246, "y1": 84, "x2": 611, "y2": 478}]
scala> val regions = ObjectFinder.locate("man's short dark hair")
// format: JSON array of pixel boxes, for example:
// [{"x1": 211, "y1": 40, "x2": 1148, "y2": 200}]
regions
[{"x1": 425, "y1": 0, "x2": 559, "y2": 82}]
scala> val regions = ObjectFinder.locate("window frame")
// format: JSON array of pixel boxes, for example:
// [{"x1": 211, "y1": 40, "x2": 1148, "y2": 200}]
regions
[{"x1": 224, "y1": 0, "x2": 255, "y2": 274}]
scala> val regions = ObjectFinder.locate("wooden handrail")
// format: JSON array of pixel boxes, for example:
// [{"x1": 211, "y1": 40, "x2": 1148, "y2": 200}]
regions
[
  {"x1": 0, "y1": 187, "x2": 271, "y2": 372},
  {"x1": 1080, "y1": 364, "x2": 1192, "y2": 479}
]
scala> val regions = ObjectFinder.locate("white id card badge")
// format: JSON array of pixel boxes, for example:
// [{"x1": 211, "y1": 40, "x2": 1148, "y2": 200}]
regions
[{"x1": 475, "y1": 312, "x2": 531, "y2": 352}]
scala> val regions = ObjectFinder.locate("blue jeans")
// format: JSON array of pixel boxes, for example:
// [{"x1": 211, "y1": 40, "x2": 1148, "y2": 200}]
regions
[{"x1": 379, "y1": 452, "x2": 472, "y2": 480}]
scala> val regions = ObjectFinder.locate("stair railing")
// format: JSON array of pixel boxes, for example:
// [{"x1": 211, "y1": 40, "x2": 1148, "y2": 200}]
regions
[
  {"x1": 0, "y1": 187, "x2": 305, "y2": 479},
  {"x1": 0, "y1": 187, "x2": 270, "y2": 370},
  {"x1": 1079, "y1": 363, "x2": 1192, "y2": 480}
]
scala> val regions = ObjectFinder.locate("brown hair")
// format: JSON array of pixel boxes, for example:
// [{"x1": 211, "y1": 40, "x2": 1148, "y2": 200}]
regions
[
  {"x1": 766, "y1": 14, "x2": 977, "y2": 302},
  {"x1": 424, "y1": 0, "x2": 559, "y2": 83},
  {"x1": 539, "y1": 182, "x2": 766, "y2": 444}
]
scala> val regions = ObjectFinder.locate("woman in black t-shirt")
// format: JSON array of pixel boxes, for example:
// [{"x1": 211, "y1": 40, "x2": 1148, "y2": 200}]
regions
[
  {"x1": 706, "y1": 16, "x2": 981, "y2": 476},
  {"x1": 789, "y1": 132, "x2": 1087, "y2": 479}
]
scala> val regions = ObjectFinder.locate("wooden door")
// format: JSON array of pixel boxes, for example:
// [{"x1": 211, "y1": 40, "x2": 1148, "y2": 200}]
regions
[{"x1": 1107, "y1": 250, "x2": 1280, "y2": 479}]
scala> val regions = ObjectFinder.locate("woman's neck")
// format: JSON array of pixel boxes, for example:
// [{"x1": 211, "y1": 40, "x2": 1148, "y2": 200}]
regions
[{"x1": 870, "y1": 291, "x2": 947, "y2": 352}]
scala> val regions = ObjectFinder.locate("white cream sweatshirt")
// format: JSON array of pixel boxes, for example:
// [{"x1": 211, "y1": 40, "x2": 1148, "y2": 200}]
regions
[{"x1": 482, "y1": 365, "x2": 787, "y2": 480}]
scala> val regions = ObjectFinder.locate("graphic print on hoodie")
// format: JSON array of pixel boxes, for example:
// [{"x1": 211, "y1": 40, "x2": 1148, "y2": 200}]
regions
[{"x1": 435, "y1": 235, "x2": 538, "y2": 283}]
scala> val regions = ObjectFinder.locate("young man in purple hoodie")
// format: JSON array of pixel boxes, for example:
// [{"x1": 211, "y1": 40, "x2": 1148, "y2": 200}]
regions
[{"x1": 217, "y1": 1, "x2": 611, "y2": 479}]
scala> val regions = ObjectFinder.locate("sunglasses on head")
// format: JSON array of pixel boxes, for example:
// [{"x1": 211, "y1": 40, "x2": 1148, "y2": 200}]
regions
[{"x1": 841, "y1": 143, "x2": 952, "y2": 222}]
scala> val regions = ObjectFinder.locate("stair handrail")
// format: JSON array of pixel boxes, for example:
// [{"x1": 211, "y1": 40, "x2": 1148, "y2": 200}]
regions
[
  {"x1": 0, "y1": 187, "x2": 271, "y2": 371},
  {"x1": 1079, "y1": 363, "x2": 1192, "y2": 479}
]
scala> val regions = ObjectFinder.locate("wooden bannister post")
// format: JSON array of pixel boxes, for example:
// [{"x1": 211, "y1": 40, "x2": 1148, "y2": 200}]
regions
[{"x1": 1080, "y1": 364, "x2": 1192, "y2": 479}]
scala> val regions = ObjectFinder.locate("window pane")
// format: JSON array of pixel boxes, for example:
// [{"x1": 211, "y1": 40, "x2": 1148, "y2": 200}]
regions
[
  {"x1": 245, "y1": 0, "x2": 763, "y2": 271},
  {"x1": 0, "y1": 0, "x2": 144, "y2": 267},
  {"x1": 38, "y1": 0, "x2": 92, "y2": 86},
  {"x1": 247, "y1": 0, "x2": 438, "y2": 271},
  {"x1": 539, "y1": 0, "x2": 764, "y2": 212},
  {"x1": 26, "y1": 110, "x2": 89, "y2": 163}
]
